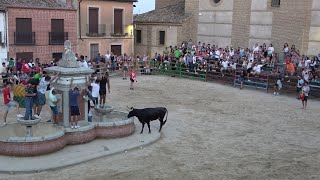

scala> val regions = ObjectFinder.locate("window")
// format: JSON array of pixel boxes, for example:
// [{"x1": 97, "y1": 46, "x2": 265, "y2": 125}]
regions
[
  {"x1": 50, "y1": 19, "x2": 67, "y2": 45},
  {"x1": 271, "y1": 0, "x2": 280, "y2": 7},
  {"x1": 111, "y1": 45, "x2": 122, "y2": 56},
  {"x1": 90, "y1": 44, "x2": 99, "y2": 60},
  {"x1": 89, "y1": 7, "x2": 99, "y2": 34},
  {"x1": 15, "y1": 18, "x2": 35, "y2": 45},
  {"x1": 159, "y1": 31, "x2": 165, "y2": 45},
  {"x1": 136, "y1": 30, "x2": 142, "y2": 43},
  {"x1": 113, "y1": 9, "x2": 123, "y2": 34}
]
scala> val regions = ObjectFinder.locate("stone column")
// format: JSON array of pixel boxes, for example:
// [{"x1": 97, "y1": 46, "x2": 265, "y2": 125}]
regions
[{"x1": 63, "y1": 90, "x2": 70, "y2": 127}]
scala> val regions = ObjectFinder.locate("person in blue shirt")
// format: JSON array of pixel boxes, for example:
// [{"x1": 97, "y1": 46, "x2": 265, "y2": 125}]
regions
[{"x1": 69, "y1": 78, "x2": 81, "y2": 129}]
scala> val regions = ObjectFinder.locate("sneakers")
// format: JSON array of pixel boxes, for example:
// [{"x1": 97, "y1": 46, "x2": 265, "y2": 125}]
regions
[
  {"x1": 71, "y1": 126, "x2": 74, "y2": 129},
  {"x1": 34, "y1": 114, "x2": 41, "y2": 119},
  {"x1": 76, "y1": 125, "x2": 80, "y2": 128},
  {"x1": 17, "y1": 114, "x2": 24, "y2": 118},
  {"x1": 3, "y1": 122, "x2": 6, "y2": 126},
  {"x1": 83, "y1": 96, "x2": 89, "y2": 101}
]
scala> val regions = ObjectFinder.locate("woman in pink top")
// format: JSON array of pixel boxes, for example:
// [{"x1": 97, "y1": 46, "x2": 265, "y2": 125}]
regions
[{"x1": 129, "y1": 67, "x2": 137, "y2": 90}]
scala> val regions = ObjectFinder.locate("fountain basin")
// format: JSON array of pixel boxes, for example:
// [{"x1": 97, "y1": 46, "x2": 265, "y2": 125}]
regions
[{"x1": 0, "y1": 111, "x2": 135, "y2": 156}]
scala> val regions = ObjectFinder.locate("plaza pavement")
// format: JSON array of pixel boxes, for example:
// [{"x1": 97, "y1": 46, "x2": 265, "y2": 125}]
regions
[{"x1": 0, "y1": 122, "x2": 160, "y2": 174}]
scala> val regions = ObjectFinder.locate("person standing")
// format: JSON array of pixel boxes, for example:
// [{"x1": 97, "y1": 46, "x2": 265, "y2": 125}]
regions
[
  {"x1": 48, "y1": 87, "x2": 59, "y2": 125},
  {"x1": 130, "y1": 67, "x2": 137, "y2": 90},
  {"x1": 301, "y1": 81, "x2": 310, "y2": 110},
  {"x1": 296, "y1": 76, "x2": 304, "y2": 99},
  {"x1": 99, "y1": 72, "x2": 110, "y2": 108},
  {"x1": 69, "y1": 78, "x2": 81, "y2": 129},
  {"x1": 91, "y1": 79, "x2": 100, "y2": 107},
  {"x1": 3, "y1": 82, "x2": 19, "y2": 125},
  {"x1": 34, "y1": 73, "x2": 59, "y2": 118},
  {"x1": 24, "y1": 80, "x2": 37, "y2": 120}
]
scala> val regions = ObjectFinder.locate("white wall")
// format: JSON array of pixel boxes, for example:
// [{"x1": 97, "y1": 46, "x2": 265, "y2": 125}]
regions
[{"x1": 0, "y1": 12, "x2": 7, "y2": 64}]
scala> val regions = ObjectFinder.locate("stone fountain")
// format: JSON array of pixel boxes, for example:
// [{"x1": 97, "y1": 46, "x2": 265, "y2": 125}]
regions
[{"x1": 0, "y1": 41, "x2": 135, "y2": 156}]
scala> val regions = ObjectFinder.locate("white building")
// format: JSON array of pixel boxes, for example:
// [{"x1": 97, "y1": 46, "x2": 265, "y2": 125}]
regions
[{"x1": 0, "y1": 10, "x2": 8, "y2": 64}]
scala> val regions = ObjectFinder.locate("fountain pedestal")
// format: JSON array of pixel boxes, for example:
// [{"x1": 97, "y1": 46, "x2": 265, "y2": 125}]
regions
[
  {"x1": 17, "y1": 118, "x2": 41, "y2": 137},
  {"x1": 94, "y1": 106, "x2": 114, "y2": 122}
]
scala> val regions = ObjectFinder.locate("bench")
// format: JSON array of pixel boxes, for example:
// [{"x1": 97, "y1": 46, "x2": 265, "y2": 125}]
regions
[{"x1": 234, "y1": 71, "x2": 269, "y2": 92}]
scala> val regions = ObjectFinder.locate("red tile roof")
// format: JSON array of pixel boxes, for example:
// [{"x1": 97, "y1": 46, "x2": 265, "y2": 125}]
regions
[{"x1": 0, "y1": 0, "x2": 73, "y2": 11}]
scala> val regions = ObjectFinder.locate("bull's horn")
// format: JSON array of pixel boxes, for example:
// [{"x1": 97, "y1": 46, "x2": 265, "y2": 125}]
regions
[{"x1": 126, "y1": 106, "x2": 132, "y2": 111}]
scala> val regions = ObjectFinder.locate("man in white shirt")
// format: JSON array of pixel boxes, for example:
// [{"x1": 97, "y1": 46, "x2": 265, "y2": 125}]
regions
[
  {"x1": 79, "y1": 55, "x2": 89, "y2": 68},
  {"x1": 105, "y1": 51, "x2": 111, "y2": 63},
  {"x1": 253, "y1": 43, "x2": 259, "y2": 53},
  {"x1": 91, "y1": 80, "x2": 100, "y2": 107},
  {"x1": 252, "y1": 64, "x2": 264, "y2": 75},
  {"x1": 220, "y1": 59, "x2": 230, "y2": 77},
  {"x1": 268, "y1": 44, "x2": 274, "y2": 57}
]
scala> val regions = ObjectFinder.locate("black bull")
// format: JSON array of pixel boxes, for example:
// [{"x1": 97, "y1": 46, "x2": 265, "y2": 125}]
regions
[{"x1": 127, "y1": 107, "x2": 168, "y2": 134}]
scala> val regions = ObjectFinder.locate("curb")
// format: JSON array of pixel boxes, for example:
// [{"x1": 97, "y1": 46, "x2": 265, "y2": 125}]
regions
[{"x1": 0, "y1": 131, "x2": 161, "y2": 174}]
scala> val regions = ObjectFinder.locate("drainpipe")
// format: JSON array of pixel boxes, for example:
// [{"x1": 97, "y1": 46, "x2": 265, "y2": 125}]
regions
[{"x1": 79, "y1": 0, "x2": 83, "y2": 41}]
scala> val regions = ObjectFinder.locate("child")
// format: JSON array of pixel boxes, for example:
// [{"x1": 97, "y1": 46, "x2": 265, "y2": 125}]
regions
[
  {"x1": 69, "y1": 78, "x2": 81, "y2": 129},
  {"x1": 3, "y1": 82, "x2": 19, "y2": 125},
  {"x1": 274, "y1": 77, "x2": 282, "y2": 96},
  {"x1": 130, "y1": 67, "x2": 137, "y2": 90},
  {"x1": 301, "y1": 81, "x2": 310, "y2": 110},
  {"x1": 48, "y1": 87, "x2": 59, "y2": 125},
  {"x1": 88, "y1": 99, "x2": 94, "y2": 122}
]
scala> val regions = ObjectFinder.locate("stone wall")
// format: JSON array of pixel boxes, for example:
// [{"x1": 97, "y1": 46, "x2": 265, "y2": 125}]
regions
[
  {"x1": 197, "y1": 0, "x2": 233, "y2": 47},
  {"x1": 134, "y1": 24, "x2": 179, "y2": 57},
  {"x1": 231, "y1": 0, "x2": 251, "y2": 49}
]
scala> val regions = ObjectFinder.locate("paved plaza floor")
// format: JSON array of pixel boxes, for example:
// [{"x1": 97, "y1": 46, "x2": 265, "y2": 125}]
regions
[{"x1": 0, "y1": 75, "x2": 320, "y2": 179}]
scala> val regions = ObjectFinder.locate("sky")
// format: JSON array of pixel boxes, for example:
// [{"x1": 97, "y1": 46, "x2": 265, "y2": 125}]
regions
[{"x1": 134, "y1": 0, "x2": 155, "y2": 14}]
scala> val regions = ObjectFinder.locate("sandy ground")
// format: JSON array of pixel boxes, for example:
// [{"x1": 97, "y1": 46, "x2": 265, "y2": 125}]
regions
[{"x1": 1, "y1": 75, "x2": 320, "y2": 180}]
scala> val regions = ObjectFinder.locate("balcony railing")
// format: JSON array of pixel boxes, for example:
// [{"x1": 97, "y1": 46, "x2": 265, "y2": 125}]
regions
[
  {"x1": 86, "y1": 24, "x2": 106, "y2": 37},
  {"x1": 14, "y1": 32, "x2": 35, "y2": 45},
  {"x1": 110, "y1": 24, "x2": 129, "y2": 37},
  {"x1": 49, "y1": 32, "x2": 68, "y2": 45}
]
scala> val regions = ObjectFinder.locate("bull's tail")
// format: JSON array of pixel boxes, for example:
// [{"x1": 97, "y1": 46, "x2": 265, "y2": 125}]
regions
[{"x1": 163, "y1": 108, "x2": 168, "y2": 126}]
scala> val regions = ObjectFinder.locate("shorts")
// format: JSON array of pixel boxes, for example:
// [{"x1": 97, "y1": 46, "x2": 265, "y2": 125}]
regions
[
  {"x1": 130, "y1": 78, "x2": 134, "y2": 83},
  {"x1": 99, "y1": 88, "x2": 106, "y2": 95},
  {"x1": 70, "y1": 106, "x2": 80, "y2": 116},
  {"x1": 35, "y1": 92, "x2": 46, "y2": 106},
  {"x1": 303, "y1": 96, "x2": 308, "y2": 101},
  {"x1": 6, "y1": 101, "x2": 16, "y2": 111},
  {"x1": 50, "y1": 106, "x2": 58, "y2": 115},
  {"x1": 124, "y1": 66, "x2": 128, "y2": 71},
  {"x1": 247, "y1": 67, "x2": 253, "y2": 74}
]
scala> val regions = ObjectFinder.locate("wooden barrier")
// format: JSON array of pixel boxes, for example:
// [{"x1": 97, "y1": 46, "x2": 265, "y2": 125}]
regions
[{"x1": 234, "y1": 72, "x2": 269, "y2": 92}]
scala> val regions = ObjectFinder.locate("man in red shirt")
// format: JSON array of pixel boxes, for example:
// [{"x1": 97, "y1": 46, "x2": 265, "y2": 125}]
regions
[{"x1": 3, "y1": 82, "x2": 18, "y2": 125}]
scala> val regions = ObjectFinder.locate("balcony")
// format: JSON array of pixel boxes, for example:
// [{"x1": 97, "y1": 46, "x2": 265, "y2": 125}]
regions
[
  {"x1": 86, "y1": 24, "x2": 106, "y2": 37},
  {"x1": 14, "y1": 32, "x2": 35, "y2": 45},
  {"x1": 49, "y1": 32, "x2": 68, "y2": 45},
  {"x1": 110, "y1": 24, "x2": 129, "y2": 37}
]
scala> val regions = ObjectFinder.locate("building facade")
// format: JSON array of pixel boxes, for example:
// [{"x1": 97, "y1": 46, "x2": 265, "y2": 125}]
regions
[
  {"x1": 134, "y1": 1, "x2": 192, "y2": 56},
  {"x1": 5, "y1": 0, "x2": 77, "y2": 63},
  {"x1": 144, "y1": 0, "x2": 320, "y2": 56},
  {"x1": 0, "y1": 10, "x2": 8, "y2": 64},
  {"x1": 77, "y1": 0, "x2": 136, "y2": 60}
]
